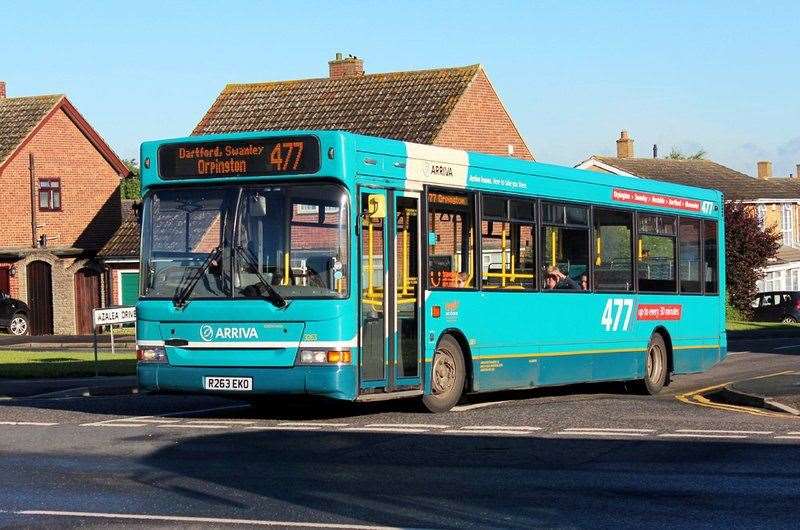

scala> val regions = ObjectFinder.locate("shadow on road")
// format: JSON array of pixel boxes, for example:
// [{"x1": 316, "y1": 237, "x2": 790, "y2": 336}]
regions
[
  {"x1": 128, "y1": 429, "x2": 800, "y2": 529},
  {"x1": 0, "y1": 380, "x2": 634, "y2": 421}
]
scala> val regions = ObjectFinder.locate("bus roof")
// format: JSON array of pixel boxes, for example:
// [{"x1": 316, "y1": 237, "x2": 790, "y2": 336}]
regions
[{"x1": 141, "y1": 130, "x2": 723, "y2": 209}]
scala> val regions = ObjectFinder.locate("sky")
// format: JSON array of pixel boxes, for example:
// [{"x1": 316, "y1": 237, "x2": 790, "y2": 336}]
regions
[{"x1": 2, "y1": 0, "x2": 799, "y2": 177}]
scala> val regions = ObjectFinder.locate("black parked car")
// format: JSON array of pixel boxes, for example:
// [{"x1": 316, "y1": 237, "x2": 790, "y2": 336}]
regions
[
  {"x1": 751, "y1": 291, "x2": 800, "y2": 323},
  {"x1": 0, "y1": 291, "x2": 29, "y2": 335}
]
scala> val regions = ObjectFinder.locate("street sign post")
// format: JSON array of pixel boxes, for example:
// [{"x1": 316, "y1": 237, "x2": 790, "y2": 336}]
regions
[{"x1": 92, "y1": 306, "x2": 136, "y2": 376}]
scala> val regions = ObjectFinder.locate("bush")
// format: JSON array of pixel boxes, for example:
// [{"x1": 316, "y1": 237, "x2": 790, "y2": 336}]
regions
[{"x1": 725, "y1": 202, "x2": 781, "y2": 315}]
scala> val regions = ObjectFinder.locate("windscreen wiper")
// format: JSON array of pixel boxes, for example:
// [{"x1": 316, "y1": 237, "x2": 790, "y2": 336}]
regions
[
  {"x1": 235, "y1": 245, "x2": 289, "y2": 309},
  {"x1": 172, "y1": 246, "x2": 223, "y2": 308}
]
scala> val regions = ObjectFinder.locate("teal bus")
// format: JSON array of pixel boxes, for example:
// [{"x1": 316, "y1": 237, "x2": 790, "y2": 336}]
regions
[{"x1": 136, "y1": 130, "x2": 725, "y2": 412}]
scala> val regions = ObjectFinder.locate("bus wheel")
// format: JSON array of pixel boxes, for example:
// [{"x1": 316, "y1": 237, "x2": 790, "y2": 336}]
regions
[
  {"x1": 631, "y1": 334, "x2": 668, "y2": 395},
  {"x1": 422, "y1": 334, "x2": 465, "y2": 413}
]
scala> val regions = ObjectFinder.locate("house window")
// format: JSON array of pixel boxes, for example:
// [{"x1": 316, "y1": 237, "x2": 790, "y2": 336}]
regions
[
  {"x1": 764, "y1": 270, "x2": 782, "y2": 291},
  {"x1": 38, "y1": 179, "x2": 61, "y2": 211},
  {"x1": 782, "y1": 204, "x2": 794, "y2": 246},
  {"x1": 756, "y1": 205, "x2": 766, "y2": 230}
]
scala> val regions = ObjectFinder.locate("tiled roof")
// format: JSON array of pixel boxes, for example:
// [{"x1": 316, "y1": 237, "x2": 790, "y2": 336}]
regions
[
  {"x1": 776, "y1": 245, "x2": 800, "y2": 265},
  {"x1": 0, "y1": 94, "x2": 62, "y2": 165},
  {"x1": 593, "y1": 157, "x2": 800, "y2": 201},
  {"x1": 193, "y1": 65, "x2": 481, "y2": 143},
  {"x1": 98, "y1": 200, "x2": 140, "y2": 259}
]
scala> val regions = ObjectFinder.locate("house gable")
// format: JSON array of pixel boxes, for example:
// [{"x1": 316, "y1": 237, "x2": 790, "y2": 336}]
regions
[{"x1": 434, "y1": 67, "x2": 533, "y2": 160}]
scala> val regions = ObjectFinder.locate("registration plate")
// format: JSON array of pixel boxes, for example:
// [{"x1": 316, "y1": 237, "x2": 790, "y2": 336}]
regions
[{"x1": 203, "y1": 376, "x2": 253, "y2": 392}]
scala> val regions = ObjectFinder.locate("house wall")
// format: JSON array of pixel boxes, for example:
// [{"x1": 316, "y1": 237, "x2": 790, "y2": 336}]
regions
[
  {"x1": 434, "y1": 69, "x2": 533, "y2": 161},
  {"x1": 0, "y1": 106, "x2": 123, "y2": 334},
  {"x1": 0, "y1": 108, "x2": 122, "y2": 250}
]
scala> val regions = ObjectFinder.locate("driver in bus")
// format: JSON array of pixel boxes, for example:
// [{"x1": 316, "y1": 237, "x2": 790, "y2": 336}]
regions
[{"x1": 545, "y1": 266, "x2": 579, "y2": 290}]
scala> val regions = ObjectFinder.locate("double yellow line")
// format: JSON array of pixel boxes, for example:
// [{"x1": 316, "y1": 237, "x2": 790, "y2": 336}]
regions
[{"x1": 676, "y1": 371, "x2": 799, "y2": 418}]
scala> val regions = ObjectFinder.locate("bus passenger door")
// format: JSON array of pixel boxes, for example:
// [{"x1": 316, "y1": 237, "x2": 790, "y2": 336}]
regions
[
  {"x1": 358, "y1": 189, "x2": 422, "y2": 394},
  {"x1": 392, "y1": 192, "x2": 422, "y2": 389}
]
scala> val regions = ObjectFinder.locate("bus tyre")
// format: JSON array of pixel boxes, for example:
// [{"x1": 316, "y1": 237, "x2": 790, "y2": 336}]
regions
[
  {"x1": 422, "y1": 335, "x2": 466, "y2": 413},
  {"x1": 632, "y1": 333, "x2": 668, "y2": 395}
]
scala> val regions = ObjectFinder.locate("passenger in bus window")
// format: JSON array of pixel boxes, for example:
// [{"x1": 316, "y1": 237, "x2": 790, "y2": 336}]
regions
[
  {"x1": 579, "y1": 273, "x2": 589, "y2": 291},
  {"x1": 544, "y1": 266, "x2": 579, "y2": 290}
]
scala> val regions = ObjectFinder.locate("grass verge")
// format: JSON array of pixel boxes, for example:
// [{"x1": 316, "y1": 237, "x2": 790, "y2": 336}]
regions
[
  {"x1": 726, "y1": 320, "x2": 800, "y2": 332},
  {"x1": 0, "y1": 350, "x2": 136, "y2": 379}
]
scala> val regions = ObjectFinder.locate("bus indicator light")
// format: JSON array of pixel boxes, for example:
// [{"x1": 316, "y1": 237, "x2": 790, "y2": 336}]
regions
[{"x1": 432, "y1": 305, "x2": 441, "y2": 318}]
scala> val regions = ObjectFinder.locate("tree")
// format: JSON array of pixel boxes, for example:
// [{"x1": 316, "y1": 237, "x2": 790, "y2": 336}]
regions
[
  {"x1": 724, "y1": 202, "x2": 780, "y2": 314},
  {"x1": 121, "y1": 158, "x2": 141, "y2": 199},
  {"x1": 666, "y1": 147, "x2": 707, "y2": 160}
]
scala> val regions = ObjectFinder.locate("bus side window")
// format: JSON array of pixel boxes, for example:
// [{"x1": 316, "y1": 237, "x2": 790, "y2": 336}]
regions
[
  {"x1": 593, "y1": 208, "x2": 633, "y2": 291},
  {"x1": 679, "y1": 217, "x2": 702, "y2": 293},
  {"x1": 480, "y1": 196, "x2": 536, "y2": 290},
  {"x1": 637, "y1": 214, "x2": 677, "y2": 293},
  {"x1": 703, "y1": 220, "x2": 719, "y2": 294},
  {"x1": 427, "y1": 191, "x2": 475, "y2": 289},
  {"x1": 541, "y1": 202, "x2": 589, "y2": 291}
]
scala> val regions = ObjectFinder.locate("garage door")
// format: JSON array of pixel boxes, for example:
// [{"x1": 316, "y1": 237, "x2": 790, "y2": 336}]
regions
[{"x1": 120, "y1": 272, "x2": 140, "y2": 306}]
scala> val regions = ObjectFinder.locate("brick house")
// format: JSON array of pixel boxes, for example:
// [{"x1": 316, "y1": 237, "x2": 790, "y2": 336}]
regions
[
  {"x1": 103, "y1": 54, "x2": 534, "y2": 293},
  {"x1": 0, "y1": 82, "x2": 129, "y2": 335},
  {"x1": 576, "y1": 131, "x2": 800, "y2": 293}
]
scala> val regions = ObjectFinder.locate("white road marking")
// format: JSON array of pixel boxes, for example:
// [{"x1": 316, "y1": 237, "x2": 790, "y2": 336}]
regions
[
  {"x1": 444, "y1": 429, "x2": 532, "y2": 436},
  {"x1": 11, "y1": 509, "x2": 409, "y2": 529},
  {"x1": 88, "y1": 423, "x2": 149, "y2": 428},
  {"x1": 555, "y1": 431, "x2": 646, "y2": 437},
  {"x1": 774, "y1": 436, "x2": 800, "y2": 440},
  {"x1": 773, "y1": 344, "x2": 800, "y2": 350},
  {"x1": 461, "y1": 425, "x2": 540, "y2": 431},
  {"x1": 248, "y1": 425, "x2": 322, "y2": 431},
  {"x1": 340, "y1": 427, "x2": 429, "y2": 434},
  {"x1": 564, "y1": 427, "x2": 655, "y2": 432},
  {"x1": 675, "y1": 429, "x2": 773, "y2": 435},
  {"x1": 787, "y1": 432, "x2": 800, "y2": 435},
  {"x1": 160, "y1": 403, "x2": 252, "y2": 417},
  {"x1": 658, "y1": 433, "x2": 748, "y2": 439},
  {"x1": 123, "y1": 418, "x2": 181, "y2": 424},
  {"x1": 0, "y1": 421, "x2": 58, "y2": 426},
  {"x1": 158, "y1": 424, "x2": 230, "y2": 430},
  {"x1": 365, "y1": 423, "x2": 449, "y2": 429},
  {"x1": 278, "y1": 422, "x2": 350, "y2": 427},
  {"x1": 187, "y1": 420, "x2": 256, "y2": 425},
  {"x1": 451, "y1": 401, "x2": 509, "y2": 411}
]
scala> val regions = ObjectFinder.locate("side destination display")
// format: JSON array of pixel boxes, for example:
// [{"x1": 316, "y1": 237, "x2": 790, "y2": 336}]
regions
[{"x1": 158, "y1": 136, "x2": 320, "y2": 179}]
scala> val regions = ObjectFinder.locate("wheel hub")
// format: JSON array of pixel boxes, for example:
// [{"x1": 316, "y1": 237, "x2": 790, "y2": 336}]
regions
[
  {"x1": 431, "y1": 349, "x2": 456, "y2": 395},
  {"x1": 10, "y1": 317, "x2": 27, "y2": 336}
]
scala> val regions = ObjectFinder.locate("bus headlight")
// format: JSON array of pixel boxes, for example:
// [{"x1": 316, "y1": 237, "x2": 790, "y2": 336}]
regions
[
  {"x1": 297, "y1": 349, "x2": 352, "y2": 365},
  {"x1": 137, "y1": 345, "x2": 168, "y2": 363}
]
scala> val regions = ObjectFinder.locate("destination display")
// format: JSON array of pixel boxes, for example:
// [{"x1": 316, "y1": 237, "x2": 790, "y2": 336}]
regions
[
  {"x1": 158, "y1": 136, "x2": 320, "y2": 179},
  {"x1": 612, "y1": 188, "x2": 702, "y2": 212}
]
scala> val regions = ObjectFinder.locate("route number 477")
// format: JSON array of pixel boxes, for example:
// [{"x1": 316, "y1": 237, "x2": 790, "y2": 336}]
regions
[{"x1": 601, "y1": 298, "x2": 634, "y2": 331}]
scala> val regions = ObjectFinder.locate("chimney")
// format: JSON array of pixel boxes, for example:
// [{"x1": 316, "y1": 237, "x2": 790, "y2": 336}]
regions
[
  {"x1": 757, "y1": 160, "x2": 772, "y2": 180},
  {"x1": 0, "y1": 81, "x2": 6, "y2": 98},
  {"x1": 328, "y1": 53, "x2": 364, "y2": 79},
  {"x1": 616, "y1": 130, "x2": 634, "y2": 158},
  {"x1": 796, "y1": 164, "x2": 800, "y2": 179},
  {"x1": 653, "y1": 144, "x2": 658, "y2": 158}
]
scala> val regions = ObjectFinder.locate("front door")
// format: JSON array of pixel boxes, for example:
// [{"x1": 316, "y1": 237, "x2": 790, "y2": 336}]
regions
[
  {"x1": 358, "y1": 189, "x2": 422, "y2": 393},
  {"x1": 27, "y1": 260, "x2": 53, "y2": 335},
  {"x1": 74, "y1": 268, "x2": 101, "y2": 335}
]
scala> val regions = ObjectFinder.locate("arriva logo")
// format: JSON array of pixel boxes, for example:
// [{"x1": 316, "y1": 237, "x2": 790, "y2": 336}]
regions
[{"x1": 199, "y1": 324, "x2": 259, "y2": 341}]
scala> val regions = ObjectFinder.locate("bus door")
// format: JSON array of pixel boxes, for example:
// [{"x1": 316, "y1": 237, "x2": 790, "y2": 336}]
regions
[{"x1": 358, "y1": 189, "x2": 422, "y2": 394}]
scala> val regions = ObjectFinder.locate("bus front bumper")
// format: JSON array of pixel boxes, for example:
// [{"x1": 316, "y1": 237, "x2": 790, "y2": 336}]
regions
[{"x1": 137, "y1": 363, "x2": 357, "y2": 401}]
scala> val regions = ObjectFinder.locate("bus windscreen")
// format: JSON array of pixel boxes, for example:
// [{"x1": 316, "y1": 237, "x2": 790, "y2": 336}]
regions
[{"x1": 158, "y1": 136, "x2": 320, "y2": 179}]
